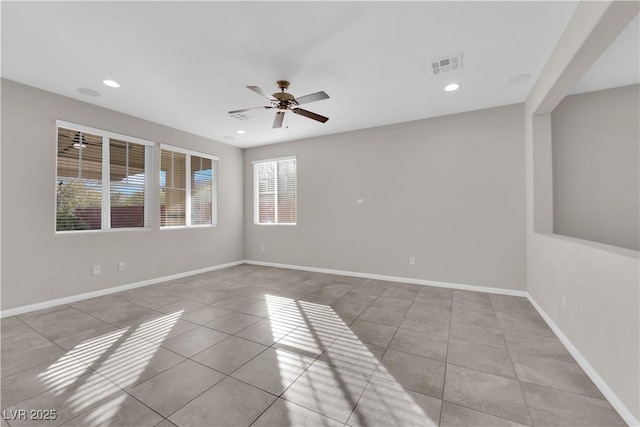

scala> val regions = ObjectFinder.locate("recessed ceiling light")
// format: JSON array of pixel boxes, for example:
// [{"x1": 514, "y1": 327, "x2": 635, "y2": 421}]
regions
[
  {"x1": 77, "y1": 88, "x2": 101, "y2": 97},
  {"x1": 444, "y1": 83, "x2": 460, "y2": 92},
  {"x1": 236, "y1": 130, "x2": 246, "y2": 134},
  {"x1": 103, "y1": 79, "x2": 120, "y2": 88}
]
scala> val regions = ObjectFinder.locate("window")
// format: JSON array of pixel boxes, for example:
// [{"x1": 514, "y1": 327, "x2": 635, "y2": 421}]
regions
[
  {"x1": 253, "y1": 157, "x2": 297, "y2": 224},
  {"x1": 160, "y1": 145, "x2": 217, "y2": 227},
  {"x1": 56, "y1": 122, "x2": 153, "y2": 232},
  {"x1": 110, "y1": 139, "x2": 152, "y2": 228}
]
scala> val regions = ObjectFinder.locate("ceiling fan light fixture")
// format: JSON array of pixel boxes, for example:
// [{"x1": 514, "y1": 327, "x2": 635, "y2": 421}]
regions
[
  {"x1": 444, "y1": 83, "x2": 460, "y2": 92},
  {"x1": 229, "y1": 81, "x2": 330, "y2": 129}
]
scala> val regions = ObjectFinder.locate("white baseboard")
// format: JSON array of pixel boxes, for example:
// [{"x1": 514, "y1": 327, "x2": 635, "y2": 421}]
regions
[
  {"x1": 243, "y1": 259, "x2": 528, "y2": 297},
  {"x1": 527, "y1": 295, "x2": 639, "y2": 427},
  {"x1": 0, "y1": 260, "x2": 244, "y2": 318}
]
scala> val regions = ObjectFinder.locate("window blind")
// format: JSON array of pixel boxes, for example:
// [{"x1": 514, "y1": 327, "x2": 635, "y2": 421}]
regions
[
  {"x1": 255, "y1": 157, "x2": 296, "y2": 224},
  {"x1": 56, "y1": 128, "x2": 103, "y2": 231},
  {"x1": 110, "y1": 139, "x2": 151, "y2": 229},
  {"x1": 191, "y1": 155, "x2": 215, "y2": 226},
  {"x1": 160, "y1": 149, "x2": 187, "y2": 227}
]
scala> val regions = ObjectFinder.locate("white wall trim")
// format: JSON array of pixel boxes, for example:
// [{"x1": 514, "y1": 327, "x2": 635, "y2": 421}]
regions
[
  {"x1": 0, "y1": 260, "x2": 244, "y2": 318},
  {"x1": 527, "y1": 295, "x2": 639, "y2": 427},
  {"x1": 243, "y1": 259, "x2": 528, "y2": 297}
]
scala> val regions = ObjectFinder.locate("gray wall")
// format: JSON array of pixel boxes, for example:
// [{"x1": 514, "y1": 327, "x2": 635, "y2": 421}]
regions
[
  {"x1": 244, "y1": 104, "x2": 526, "y2": 291},
  {"x1": 552, "y1": 84, "x2": 639, "y2": 250},
  {"x1": 1, "y1": 79, "x2": 244, "y2": 310}
]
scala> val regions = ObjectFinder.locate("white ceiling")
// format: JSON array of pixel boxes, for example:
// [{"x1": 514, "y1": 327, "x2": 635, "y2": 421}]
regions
[{"x1": 1, "y1": 1, "x2": 583, "y2": 148}]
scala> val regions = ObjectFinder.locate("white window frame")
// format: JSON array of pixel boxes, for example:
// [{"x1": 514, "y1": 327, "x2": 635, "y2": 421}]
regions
[
  {"x1": 55, "y1": 120, "x2": 154, "y2": 234},
  {"x1": 253, "y1": 155, "x2": 297, "y2": 226},
  {"x1": 159, "y1": 144, "x2": 219, "y2": 229}
]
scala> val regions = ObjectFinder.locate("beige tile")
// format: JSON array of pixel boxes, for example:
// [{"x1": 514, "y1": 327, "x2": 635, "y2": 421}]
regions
[
  {"x1": 511, "y1": 351, "x2": 603, "y2": 399},
  {"x1": 129, "y1": 359, "x2": 225, "y2": 417},
  {"x1": 20, "y1": 307, "x2": 108, "y2": 341},
  {"x1": 358, "y1": 306, "x2": 405, "y2": 327},
  {"x1": 347, "y1": 320, "x2": 397, "y2": 348},
  {"x1": 1, "y1": 342, "x2": 66, "y2": 378},
  {"x1": 204, "y1": 312, "x2": 262, "y2": 334},
  {"x1": 443, "y1": 364, "x2": 531, "y2": 425},
  {"x1": 232, "y1": 348, "x2": 313, "y2": 395},
  {"x1": 337, "y1": 291, "x2": 377, "y2": 306},
  {"x1": 400, "y1": 315, "x2": 450, "y2": 338},
  {"x1": 160, "y1": 326, "x2": 229, "y2": 358},
  {"x1": 449, "y1": 322, "x2": 506, "y2": 349},
  {"x1": 451, "y1": 307, "x2": 499, "y2": 329},
  {"x1": 192, "y1": 336, "x2": 266, "y2": 374},
  {"x1": 235, "y1": 317, "x2": 298, "y2": 346},
  {"x1": 440, "y1": 401, "x2": 530, "y2": 426},
  {"x1": 133, "y1": 294, "x2": 186, "y2": 311},
  {"x1": 329, "y1": 301, "x2": 370, "y2": 319},
  {"x1": 213, "y1": 296, "x2": 257, "y2": 311},
  {"x1": 521, "y1": 382, "x2": 626, "y2": 426},
  {"x1": 282, "y1": 362, "x2": 369, "y2": 423},
  {"x1": 94, "y1": 345, "x2": 187, "y2": 390},
  {"x1": 370, "y1": 297, "x2": 412, "y2": 312},
  {"x1": 169, "y1": 377, "x2": 276, "y2": 427},
  {"x1": 406, "y1": 302, "x2": 452, "y2": 322},
  {"x1": 1, "y1": 361, "x2": 87, "y2": 409},
  {"x1": 180, "y1": 306, "x2": 232, "y2": 325},
  {"x1": 234, "y1": 300, "x2": 273, "y2": 317},
  {"x1": 1, "y1": 316, "x2": 34, "y2": 339},
  {"x1": 63, "y1": 392, "x2": 163, "y2": 427},
  {"x1": 85, "y1": 302, "x2": 158, "y2": 324},
  {"x1": 373, "y1": 349, "x2": 446, "y2": 399},
  {"x1": 389, "y1": 328, "x2": 448, "y2": 361},
  {"x1": 252, "y1": 398, "x2": 343, "y2": 427},
  {"x1": 348, "y1": 378, "x2": 441, "y2": 427},
  {"x1": 496, "y1": 312, "x2": 555, "y2": 338},
  {"x1": 3, "y1": 371, "x2": 122, "y2": 426},
  {"x1": 317, "y1": 334, "x2": 386, "y2": 377},
  {"x1": 52, "y1": 324, "x2": 121, "y2": 351},
  {"x1": 447, "y1": 339, "x2": 517, "y2": 378},
  {"x1": 156, "y1": 300, "x2": 210, "y2": 315},
  {"x1": 504, "y1": 331, "x2": 573, "y2": 362},
  {"x1": 151, "y1": 419, "x2": 177, "y2": 427},
  {"x1": 1, "y1": 330, "x2": 51, "y2": 355},
  {"x1": 273, "y1": 325, "x2": 337, "y2": 359}
]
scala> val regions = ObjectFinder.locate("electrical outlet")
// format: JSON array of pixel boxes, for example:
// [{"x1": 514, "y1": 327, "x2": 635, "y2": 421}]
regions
[
  {"x1": 409, "y1": 256, "x2": 416, "y2": 265},
  {"x1": 261, "y1": 245, "x2": 266, "y2": 252},
  {"x1": 92, "y1": 265, "x2": 101, "y2": 275},
  {"x1": 561, "y1": 294, "x2": 566, "y2": 309},
  {"x1": 356, "y1": 199, "x2": 364, "y2": 205},
  {"x1": 118, "y1": 262, "x2": 125, "y2": 271}
]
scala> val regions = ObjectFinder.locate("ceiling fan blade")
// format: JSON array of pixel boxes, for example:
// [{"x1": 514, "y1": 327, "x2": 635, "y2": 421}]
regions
[
  {"x1": 292, "y1": 108, "x2": 329, "y2": 123},
  {"x1": 295, "y1": 91, "x2": 329, "y2": 105},
  {"x1": 228, "y1": 106, "x2": 272, "y2": 114},
  {"x1": 247, "y1": 85, "x2": 275, "y2": 100},
  {"x1": 273, "y1": 111, "x2": 285, "y2": 128}
]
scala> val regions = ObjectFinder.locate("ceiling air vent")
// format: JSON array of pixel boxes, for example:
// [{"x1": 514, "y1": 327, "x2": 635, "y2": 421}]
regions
[
  {"x1": 229, "y1": 112, "x2": 251, "y2": 121},
  {"x1": 430, "y1": 54, "x2": 462, "y2": 75}
]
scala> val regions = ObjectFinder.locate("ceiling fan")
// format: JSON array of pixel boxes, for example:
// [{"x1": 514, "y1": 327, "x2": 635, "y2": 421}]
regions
[{"x1": 229, "y1": 80, "x2": 329, "y2": 128}]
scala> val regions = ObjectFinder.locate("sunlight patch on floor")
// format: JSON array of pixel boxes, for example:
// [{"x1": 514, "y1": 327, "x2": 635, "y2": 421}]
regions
[
  {"x1": 265, "y1": 294, "x2": 435, "y2": 425},
  {"x1": 36, "y1": 311, "x2": 182, "y2": 423}
]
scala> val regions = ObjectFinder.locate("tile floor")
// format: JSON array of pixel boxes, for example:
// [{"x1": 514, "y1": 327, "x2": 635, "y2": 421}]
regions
[{"x1": 0, "y1": 264, "x2": 627, "y2": 427}]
